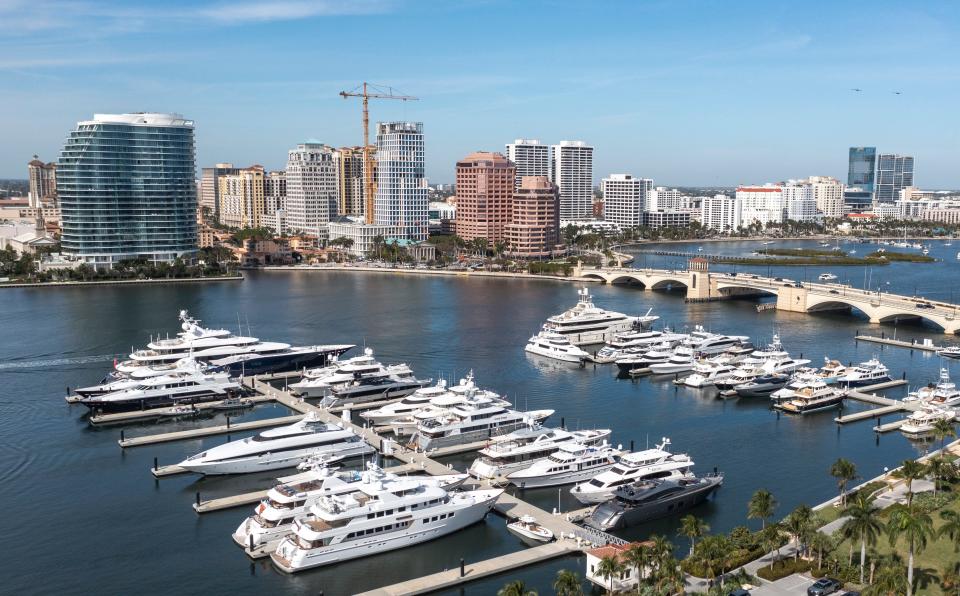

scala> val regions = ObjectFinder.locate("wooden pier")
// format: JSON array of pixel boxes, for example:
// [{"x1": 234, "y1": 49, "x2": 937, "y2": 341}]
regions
[
  {"x1": 88, "y1": 394, "x2": 273, "y2": 425},
  {"x1": 855, "y1": 334, "x2": 945, "y2": 353},
  {"x1": 834, "y1": 380, "x2": 916, "y2": 424},
  {"x1": 119, "y1": 414, "x2": 303, "y2": 448},
  {"x1": 873, "y1": 419, "x2": 908, "y2": 433}
]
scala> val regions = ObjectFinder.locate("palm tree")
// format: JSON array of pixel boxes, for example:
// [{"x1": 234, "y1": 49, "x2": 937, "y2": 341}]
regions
[
  {"x1": 893, "y1": 459, "x2": 928, "y2": 506},
  {"x1": 830, "y1": 458, "x2": 858, "y2": 506},
  {"x1": 760, "y1": 524, "x2": 783, "y2": 567},
  {"x1": 841, "y1": 492, "x2": 885, "y2": 585},
  {"x1": 747, "y1": 488, "x2": 777, "y2": 530},
  {"x1": 886, "y1": 504, "x2": 935, "y2": 596},
  {"x1": 595, "y1": 554, "x2": 626, "y2": 596},
  {"x1": 783, "y1": 505, "x2": 815, "y2": 560},
  {"x1": 928, "y1": 456, "x2": 957, "y2": 495},
  {"x1": 807, "y1": 531, "x2": 834, "y2": 571},
  {"x1": 940, "y1": 510, "x2": 960, "y2": 553},
  {"x1": 941, "y1": 563, "x2": 960, "y2": 596},
  {"x1": 654, "y1": 556, "x2": 685, "y2": 595},
  {"x1": 621, "y1": 543, "x2": 649, "y2": 590},
  {"x1": 497, "y1": 579, "x2": 537, "y2": 596},
  {"x1": 932, "y1": 417, "x2": 957, "y2": 455},
  {"x1": 678, "y1": 514, "x2": 708, "y2": 556},
  {"x1": 649, "y1": 534, "x2": 674, "y2": 567},
  {"x1": 870, "y1": 558, "x2": 909, "y2": 596},
  {"x1": 553, "y1": 569, "x2": 583, "y2": 596}
]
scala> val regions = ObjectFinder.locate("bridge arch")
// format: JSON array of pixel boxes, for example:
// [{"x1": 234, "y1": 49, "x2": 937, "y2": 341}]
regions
[
  {"x1": 874, "y1": 311, "x2": 951, "y2": 332},
  {"x1": 714, "y1": 283, "x2": 778, "y2": 299},
  {"x1": 579, "y1": 272, "x2": 610, "y2": 283},
  {"x1": 649, "y1": 278, "x2": 688, "y2": 291},
  {"x1": 608, "y1": 275, "x2": 647, "y2": 287}
]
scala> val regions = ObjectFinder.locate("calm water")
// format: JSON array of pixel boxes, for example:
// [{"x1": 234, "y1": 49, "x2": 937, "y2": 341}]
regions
[{"x1": 1, "y1": 239, "x2": 957, "y2": 595}]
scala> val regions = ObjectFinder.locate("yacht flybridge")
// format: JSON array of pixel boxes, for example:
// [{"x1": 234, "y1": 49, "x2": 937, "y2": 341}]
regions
[
  {"x1": 525, "y1": 329, "x2": 591, "y2": 362},
  {"x1": 79, "y1": 371, "x2": 242, "y2": 412},
  {"x1": 541, "y1": 288, "x2": 656, "y2": 346},
  {"x1": 904, "y1": 368, "x2": 960, "y2": 407},
  {"x1": 468, "y1": 426, "x2": 612, "y2": 480},
  {"x1": 414, "y1": 401, "x2": 555, "y2": 451},
  {"x1": 270, "y1": 470, "x2": 501, "y2": 572},
  {"x1": 569, "y1": 438, "x2": 694, "y2": 505}
]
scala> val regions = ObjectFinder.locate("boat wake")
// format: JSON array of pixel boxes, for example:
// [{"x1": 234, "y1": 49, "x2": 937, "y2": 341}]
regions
[{"x1": 0, "y1": 354, "x2": 118, "y2": 371}]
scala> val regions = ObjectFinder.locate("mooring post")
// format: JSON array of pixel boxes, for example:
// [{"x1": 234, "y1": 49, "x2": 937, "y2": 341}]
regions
[
  {"x1": 630, "y1": 440, "x2": 634, "y2": 451},
  {"x1": 227, "y1": 416, "x2": 231, "y2": 429},
  {"x1": 196, "y1": 491, "x2": 201, "y2": 508},
  {"x1": 460, "y1": 558, "x2": 465, "y2": 577},
  {"x1": 120, "y1": 429, "x2": 125, "y2": 443},
  {"x1": 153, "y1": 456, "x2": 158, "y2": 471}
]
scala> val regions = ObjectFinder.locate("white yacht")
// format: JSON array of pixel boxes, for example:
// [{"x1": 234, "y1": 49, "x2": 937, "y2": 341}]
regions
[
  {"x1": 900, "y1": 405, "x2": 956, "y2": 436},
  {"x1": 714, "y1": 363, "x2": 772, "y2": 393},
  {"x1": 614, "y1": 342, "x2": 677, "y2": 374},
  {"x1": 359, "y1": 380, "x2": 451, "y2": 425},
  {"x1": 414, "y1": 401, "x2": 554, "y2": 451},
  {"x1": 937, "y1": 346, "x2": 960, "y2": 360},
  {"x1": 233, "y1": 463, "x2": 467, "y2": 550},
  {"x1": 818, "y1": 273, "x2": 838, "y2": 282},
  {"x1": 682, "y1": 326, "x2": 750, "y2": 356},
  {"x1": 647, "y1": 349, "x2": 695, "y2": 374},
  {"x1": 119, "y1": 310, "x2": 259, "y2": 368},
  {"x1": 525, "y1": 328, "x2": 590, "y2": 363},
  {"x1": 506, "y1": 515, "x2": 554, "y2": 546},
  {"x1": 270, "y1": 474, "x2": 502, "y2": 572},
  {"x1": 73, "y1": 357, "x2": 210, "y2": 398},
  {"x1": 594, "y1": 329, "x2": 685, "y2": 362},
  {"x1": 569, "y1": 439, "x2": 695, "y2": 505},
  {"x1": 542, "y1": 288, "x2": 644, "y2": 345},
  {"x1": 905, "y1": 368, "x2": 960, "y2": 407},
  {"x1": 506, "y1": 442, "x2": 624, "y2": 488},
  {"x1": 683, "y1": 358, "x2": 738, "y2": 388},
  {"x1": 300, "y1": 350, "x2": 379, "y2": 380},
  {"x1": 80, "y1": 371, "x2": 242, "y2": 412},
  {"x1": 178, "y1": 412, "x2": 374, "y2": 475},
  {"x1": 839, "y1": 358, "x2": 890, "y2": 387},
  {"x1": 814, "y1": 358, "x2": 848, "y2": 385},
  {"x1": 772, "y1": 380, "x2": 846, "y2": 414},
  {"x1": 468, "y1": 427, "x2": 612, "y2": 480},
  {"x1": 318, "y1": 367, "x2": 430, "y2": 409},
  {"x1": 289, "y1": 349, "x2": 416, "y2": 398},
  {"x1": 387, "y1": 373, "x2": 510, "y2": 436}
]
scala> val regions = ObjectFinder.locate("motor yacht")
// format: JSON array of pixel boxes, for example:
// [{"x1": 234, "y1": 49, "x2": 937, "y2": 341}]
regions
[
  {"x1": 734, "y1": 373, "x2": 790, "y2": 398},
  {"x1": 585, "y1": 472, "x2": 724, "y2": 531},
  {"x1": 506, "y1": 515, "x2": 554, "y2": 546},
  {"x1": 772, "y1": 380, "x2": 846, "y2": 414},
  {"x1": 359, "y1": 380, "x2": 452, "y2": 425},
  {"x1": 468, "y1": 427, "x2": 612, "y2": 480},
  {"x1": 506, "y1": 442, "x2": 624, "y2": 488},
  {"x1": 290, "y1": 349, "x2": 414, "y2": 398},
  {"x1": 614, "y1": 343, "x2": 676, "y2": 374},
  {"x1": 233, "y1": 463, "x2": 467, "y2": 550},
  {"x1": 80, "y1": 371, "x2": 242, "y2": 412},
  {"x1": 904, "y1": 368, "x2": 960, "y2": 407},
  {"x1": 569, "y1": 439, "x2": 694, "y2": 505},
  {"x1": 72, "y1": 357, "x2": 211, "y2": 398},
  {"x1": 900, "y1": 405, "x2": 956, "y2": 436},
  {"x1": 178, "y1": 412, "x2": 374, "y2": 475},
  {"x1": 818, "y1": 273, "x2": 838, "y2": 282},
  {"x1": 714, "y1": 363, "x2": 771, "y2": 393},
  {"x1": 682, "y1": 326, "x2": 750, "y2": 356},
  {"x1": 814, "y1": 358, "x2": 848, "y2": 384},
  {"x1": 300, "y1": 349, "x2": 379, "y2": 380},
  {"x1": 937, "y1": 346, "x2": 960, "y2": 360},
  {"x1": 271, "y1": 475, "x2": 502, "y2": 572},
  {"x1": 119, "y1": 310, "x2": 259, "y2": 368},
  {"x1": 525, "y1": 328, "x2": 591, "y2": 362},
  {"x1": 387, "y1": 373, "x2": 510, "y2": 435},
  {"x1": 594, "y1": 329, "x2": 685, "y2": 362},
  {"x1": 683, "y1": 359, "x2": 738, "y2": 388},
  {"x1": 207, "y1": 344, "x2": 355, "y2": 377},
  {"x1": 319, "y1": 368, "x2": 430, "y2": 409},
  {"x1": 839, "y1": 358, "x2": 890, "y2": 387},
  {"x1": 647, "y1": 347, "x2": 696, "y2": 374},
  {"x1": 542, "y1": 288, "x2": 647, "y2": 346},
  {"x1": 414, "y1": 401, "x2": 554, "y2": 451}
]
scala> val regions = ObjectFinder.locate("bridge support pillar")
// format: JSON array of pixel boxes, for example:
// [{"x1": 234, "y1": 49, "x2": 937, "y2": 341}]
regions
[{"x1": 776, "y1": 285, "x2": 808, "y2": 313}]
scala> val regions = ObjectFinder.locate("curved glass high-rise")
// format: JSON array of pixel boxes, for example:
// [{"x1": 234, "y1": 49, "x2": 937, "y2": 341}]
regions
[{"x1": 58, "y1": 113, "x2": 197, "y2": 268}]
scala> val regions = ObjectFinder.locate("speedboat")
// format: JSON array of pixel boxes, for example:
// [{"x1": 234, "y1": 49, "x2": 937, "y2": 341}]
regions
[
  {"x1": 900, "y1": 405, "x2": 956, "y2": 436},
  {"x1": 904, "y1": 368, "x2": 960, "y2": 407},
  {"x1": 525, "y1": 328, "x2": 590, "y2": 363},
  {"x1": 233, "y1": 462, "x2": 467, "y2": 551},
  {"x1": 468, "y1": 427, "x2": 612, "y2": 480},
  {"x1": 506, "y1": 515, "x2": 554, "y2": 546},
  {"x1": 839, "y1": 358, "x2": 890, "y2": 387},
  {"x1": 585, "y1": 472, "x2": 724, "y2": 531},
  {"x1": 937, "y1": 346, "x2": 960, "y2": 360},
  {"x1": 569, "y1": 438, "x2": 694, "y2": 505},
  {"x1": 542, "y1": 288, "x2": 646, "y2": 346},
  {"x1": 507, "y1": 442, "x2": 624, "y2": 489},
  {"x1": 80, "y1": 371, "x2": 242, "y2": 412},
  {"x1": 414, "y1": 403, "x2": 554, "y2": 451},
  {"x1": 178, "y1": 412, "x2": 374, "y2": 475},
  {"x1": 271, "y1": 475, "x2": 502, "y2": 572},
  {"x1": 772, "y1": 380, "x2": 846, "y2": 414},
  {"x1": 818, "y1": 273, "x2": 838, "y2": 282}
]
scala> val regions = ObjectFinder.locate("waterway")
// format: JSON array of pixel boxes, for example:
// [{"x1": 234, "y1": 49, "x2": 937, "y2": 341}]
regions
[{"x1": 1, "y1": 239, "x2": 957, "y2": 595}]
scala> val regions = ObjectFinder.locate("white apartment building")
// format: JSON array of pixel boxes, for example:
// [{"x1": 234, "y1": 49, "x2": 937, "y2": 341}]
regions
[
  {"x1": 648, "y1": 187, "x2": 685, "y2": 211},
  {"x1": 285, "y1": 143, "x2": 337, "y2": 240},
  {"x1": 550, "y1": 140, "x2": 594, "y2": 220},
  {"x1": 374, "y1": 122, "x2": 428, "y2": 242},
  {"x1": 809, "y1": 176, "x2": 845, "y2": 218},
  {"x1": 601, "y1": 174, "x2": 652, "y2": 227},
  {"x1": 700, "y1": 194, "x2": 741, "y2": 232},
  {"x1": 781, "y1": 181, "x2": 818, "y2": 222},
  {"x1": 505, "y1": 139, "x2": 550, "y2": 188},
  {"x1": 736, "y1": 185, "x2": 784, "y2": 227}
]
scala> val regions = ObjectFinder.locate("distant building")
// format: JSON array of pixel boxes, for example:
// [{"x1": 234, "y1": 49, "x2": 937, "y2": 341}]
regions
[
  {"x1": 848, "y1": 147, "x2": 876, "y2": 196},
  {"x1": 781, "y1": 180, "x2": 818, "y2": 222},
  {"x1": 218, "y1": 165, "x2": 265, "y2": 229},
  {"x1": 505, "y1": 139, "x2": 550, "y2": 188},
  {"x1": 736, "y1": 185, "x2": 783, "y2": 227},
  {"x1": 585, "y1": 543, "x2": 653, "y2": 593},
  {"x1": 27, "y1": 157, "x2": 57, "y2": 208},
  {"x1": 644, "y1": 210, "x2": 691, "y2": 229},
  {"x1": 550, "y1": 140, "x2": 594, "y2": 220},
  {"x1": 875, "y1": 153, "x2": 914, "y2": 204},
  {"x1": 58, "y1": 112, "x2": 197, "y2": 268},
  {"x1": 700, "y1": 194, "x2": 741, "y2": 232},
  {"x1": 647, "y1": 187, "x2": 684, "y2": 212},
  {"x1": 374, "y1": 122, "x2": 428, "y2": 242},
  {"x1": 504, "y1": 176, "x2": 561, "y2": 258},
  {"x1": 262, "y1": 170, "x2": 287, "y2": 235},
  {"x1": 601, "y1": 174, "x2": 651, "y2": 228},
  {"x1": 285, "y1": 143, "x2": 337, "y2": 241},
  {"x1": 334, "y1": 146, "x2": 370, "y2": 217},
  {"x1": 428, "y1": 201, "x2": 455, "y2": 235},
  {"x1": 200, "y1": 163, "x2": 239, "y2": 220},
  {"x1": 453, "y1": 151, "x2": 515, "y2": 243},
  {"x1": 844, "y1": 187, "x2": 873, "y2": 212},
  {"x1": 808, "y1": 175, "x2": 845, "y2": 218}
]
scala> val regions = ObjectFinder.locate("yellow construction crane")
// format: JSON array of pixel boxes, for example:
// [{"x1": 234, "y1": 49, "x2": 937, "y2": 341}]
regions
[{"x1": 340, "y1": 83, "x2": 418, "y2": 224}]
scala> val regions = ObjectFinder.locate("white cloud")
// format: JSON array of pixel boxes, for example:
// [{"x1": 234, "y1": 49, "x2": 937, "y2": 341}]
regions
[{"x1": 199, "y1": 0, "x2": 395, "y2": 23}]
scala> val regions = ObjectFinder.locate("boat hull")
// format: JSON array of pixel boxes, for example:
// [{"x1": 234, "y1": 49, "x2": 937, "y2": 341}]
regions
[
  {"x1": 510, "y1": 463, "x2": 617, "y2": 489},
  {"x1": 585, "y1": 477, "x2": 723, "y2": 531},
  {"x1": 180, "y1": 443, "x2": 375, "y2": 475}
]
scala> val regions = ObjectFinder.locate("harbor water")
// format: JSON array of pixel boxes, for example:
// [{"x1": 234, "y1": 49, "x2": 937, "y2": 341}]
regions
[{"x1": 1, "y1": 239, "x2": 957, "y2": 595}]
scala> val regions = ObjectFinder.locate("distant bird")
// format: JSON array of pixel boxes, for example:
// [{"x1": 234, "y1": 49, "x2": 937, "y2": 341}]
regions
[
  {"x1": 851, "y1": 88, "x2": 862, "y2": 92},
  {"x1": 892, "y1": 91, "x2": 902, "y2": 95}
]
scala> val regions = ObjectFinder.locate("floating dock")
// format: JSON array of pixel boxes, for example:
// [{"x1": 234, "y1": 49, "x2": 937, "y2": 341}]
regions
[
  {"x1": 855, "y1": 335, "x2": 945, "y2": 353},
  {"x1": 88, "y1": 394, "x2": 273, "y2": 425},
  {"x1": 120, "y1": 414, "x2": 303, "y2": 448}
]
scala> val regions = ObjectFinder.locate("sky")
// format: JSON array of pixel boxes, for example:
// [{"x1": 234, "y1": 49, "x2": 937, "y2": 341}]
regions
[{"x1": 1, "y1": 0, "x2": 959, "y2": 187}]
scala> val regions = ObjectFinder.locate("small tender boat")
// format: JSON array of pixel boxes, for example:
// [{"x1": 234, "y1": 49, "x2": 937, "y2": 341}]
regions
[
  {"x1": 160, "y1": 405, "x2": 196, "y2": 417},
  {"x1": 506, "y1": 515, "x2": 554, "y2": 545},
  {"x1": 210, "y1": 396, "x2": 253, "y2": 411},
  {"x1": 818, "y1": 273, "x2": 838, "y2": 282}
]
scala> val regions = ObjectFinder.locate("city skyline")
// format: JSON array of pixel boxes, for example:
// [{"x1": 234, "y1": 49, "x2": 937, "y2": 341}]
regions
[{"x1": 1, "y1": 1, "x2": 959, "y2": 186}]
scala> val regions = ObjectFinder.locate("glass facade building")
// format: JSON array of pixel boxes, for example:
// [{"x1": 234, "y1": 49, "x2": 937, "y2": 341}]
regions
[
  {"x1": 847, "y1": 146, "x2": 876, "y2": 195},
  {"x1": 373, "y1": 122, "x2": 428, "y2": 242},
  {"x1": 58, "y1": 113, "x2": 197, "y2": 268},
  {"x1": 875, "y1": 153, "x2": 914, "y2": 204}
]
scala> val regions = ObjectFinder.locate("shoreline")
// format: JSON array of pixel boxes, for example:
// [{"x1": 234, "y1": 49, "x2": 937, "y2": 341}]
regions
[
  {"x1": 0, "y1": 274, "x2": 244, "y2": 289},
  {"x1": 260, "y1": 265, "x2": 598, "y2": 283}
]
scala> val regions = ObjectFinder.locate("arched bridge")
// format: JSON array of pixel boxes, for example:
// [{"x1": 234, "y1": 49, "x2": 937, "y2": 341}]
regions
[{"x1": 576, "y1": 265, "x2": 960, "y2": 334}]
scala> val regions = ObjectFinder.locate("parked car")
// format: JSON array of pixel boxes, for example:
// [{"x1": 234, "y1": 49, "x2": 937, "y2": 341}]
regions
[
  {"x1": 807, "y1": 578, "x2": 843, "y2": 596},
  {"x1": 728, "y1": 590, "x2": 750, "y2": 596}
]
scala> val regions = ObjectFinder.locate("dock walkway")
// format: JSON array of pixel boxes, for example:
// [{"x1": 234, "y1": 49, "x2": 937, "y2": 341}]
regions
[
  {"x1": 856, "y1": 334, "x2": 945, "y2": 352},
  {"x1": 120, "y1": 415, "x2": 302, "y2": 448},
  {"x1": 89, "y1": 394, "x2": 273, "y2": 425}
]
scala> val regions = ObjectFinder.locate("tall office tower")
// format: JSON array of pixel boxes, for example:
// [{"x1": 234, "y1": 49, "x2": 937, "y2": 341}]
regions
[
  {"x1": 200, "y1": 163, "x2": 239, "y2": 220},
  {"x1": 781, "y1": 181, "x2": 818, "y2": 222},
  {"x1": 808, "y1": 176, "x2": 845, "y2": 218},
  {"x1": 453, "y1": 152, "x2": 516, "y2": 242},
  {"x1": 218, "y1": 165, "x2": 265, "y2": 229},
  {"x1": 550, "y1": 140, "x2": 594, "y2": 220},
  {"x1": 374, "y1": 122, "x2": 428, "y2": 242},
  {"x1": 847, "y1": 147, "x2": 876, "y2": 197},
  {"x1": 334, "y1": 146, "x2": 371, "y2": 217},
  {"x1": 264, "y1": 170, "x2": 287, "y2": 212},
  {"x1": 700, "y1": 194, "x2": 741, "y2": 232},
  {"x1": 647, "y1": 187, "x2": 684, "y2": 212},
  {"x1": 735, "y1": 185, "x2": 784, "y2": 226},
  {"x1": 27, "y1": 157, "x2": 57, "y2": 208},
  {"x1": 505, "y1": 176, "x2": 560, "y2": 258},
  {"x1": 58, "y1": 113, "x2": 197, "y2": 268},
  {"x1": 285, "y1": 143, "x2": 337, "y2": 240},
  {"x1": 601, "y1": 174, "x2": 652, "y2": 227},
  {"x1": 875, "y1": 153, "x2": 914, "y2": 204},
  {"x1": 505, "y1": 139, "x2": 550, "y2": 188}
]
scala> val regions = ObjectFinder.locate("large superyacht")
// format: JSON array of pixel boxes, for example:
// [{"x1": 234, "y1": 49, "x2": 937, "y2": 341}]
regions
[
  {"x1": 468, "y1": 426, "x2": 612, "y2": 480},
  {"x1": 541, "y1": 287, "x2": 653, "y2": 346}
]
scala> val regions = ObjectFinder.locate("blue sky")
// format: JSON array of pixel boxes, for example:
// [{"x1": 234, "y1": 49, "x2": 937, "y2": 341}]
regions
[{"x1": 1, "y1": 0, "x2": 958, "y2": 186}]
